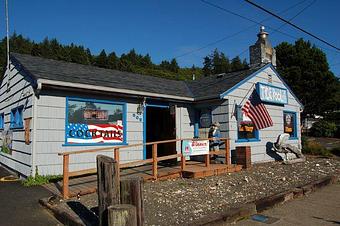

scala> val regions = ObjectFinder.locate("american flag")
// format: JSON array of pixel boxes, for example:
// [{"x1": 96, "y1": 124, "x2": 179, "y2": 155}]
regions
[
  {"x1": 67, "y1": 123, "x2": 123, "y2": 144},
  {"x1": 242, "y1": 90, "x2": 273, "y2": 130}
]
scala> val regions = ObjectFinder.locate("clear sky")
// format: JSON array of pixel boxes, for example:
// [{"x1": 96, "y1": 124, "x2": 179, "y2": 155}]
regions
[{"x1": 1, "y1": 0, "x2": 339, "y2": 75}]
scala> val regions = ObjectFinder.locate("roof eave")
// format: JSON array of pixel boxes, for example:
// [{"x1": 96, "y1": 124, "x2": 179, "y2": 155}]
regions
[{"x1": 37, "y1": 78, "x2": 195, "y2": 102}]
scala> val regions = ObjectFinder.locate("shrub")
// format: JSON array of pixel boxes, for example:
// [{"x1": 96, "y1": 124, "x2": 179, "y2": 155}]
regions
[
  {"x1": 302, "y1": 139, "x2": 332, "y2": 156},
  {"x1": 310, "y1": 120, "x2": 337, "y2": 137},
  {"x1": 22, "y1": 167, "x2": 62, "y2": 186}
]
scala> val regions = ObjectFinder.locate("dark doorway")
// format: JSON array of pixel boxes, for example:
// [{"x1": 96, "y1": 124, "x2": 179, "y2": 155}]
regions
[{"x1": 146, "y1": 106, "x2": 176, "y2": 159}]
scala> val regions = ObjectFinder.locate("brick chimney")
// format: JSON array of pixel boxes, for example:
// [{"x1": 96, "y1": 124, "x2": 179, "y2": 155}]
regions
[{"x1": 249, "y1": 26, "x2": 276, "y2": 67}]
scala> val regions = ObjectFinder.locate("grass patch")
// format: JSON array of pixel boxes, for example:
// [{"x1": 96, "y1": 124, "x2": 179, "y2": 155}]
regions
[
  {"x1": 22, "y1": 170, "x2": 62, "y2": 187},
  {"x1": 1, "y1": 145, "x2": 12, "y2": 155},
  {"x1": 302, "y1": 137, "x2": 332, "y2": 157}
]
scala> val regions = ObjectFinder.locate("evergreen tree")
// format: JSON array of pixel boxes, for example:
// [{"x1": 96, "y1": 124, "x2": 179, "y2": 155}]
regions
[
  {"x1": 170, "y1": 58, "x2": 179, "y2": 73},
  {"x1": 276, "y1": 39, "x2": 339, "y2": 116},
  {"x1": 107, "y1": 51, "x2": 118, "y2": 69},
  {"x1": 202, "y1": 56, "x2": 212, "y2": 76},
  {"x1": 95, "y1": 49, "x2": 108, "y2": 68},
  {"x1": 230, "y1": 56, "x2": 243, "y2": 71}
]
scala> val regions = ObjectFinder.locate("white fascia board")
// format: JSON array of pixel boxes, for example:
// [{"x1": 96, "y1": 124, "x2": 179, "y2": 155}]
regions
[{"x1": 37, "y1": 78, "x2": 194, "y2": 101}]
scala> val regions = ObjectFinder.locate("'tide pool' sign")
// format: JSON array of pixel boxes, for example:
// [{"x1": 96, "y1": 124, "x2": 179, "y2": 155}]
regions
[{"x1": 256, "y1": 82, "x2": 288, "y2": 105}]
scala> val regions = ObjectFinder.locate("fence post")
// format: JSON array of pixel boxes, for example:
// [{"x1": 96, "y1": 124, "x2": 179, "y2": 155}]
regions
[
  {"x1": 152, "y1": 144, "x2": 158, "y2": 180},
  {"x1": 225, "y1": 138, "x2": 231, "y2": 165},
  {"x1": 97, "y1": 155, "x2": 120, "y2": 226},
  {"x1": 108, "y1": 204, "x2": 137, "y2": 226},
  {"x1": 120, "y1": 177, "x2": 144, "y2": 226},
  {"x1": 62, "y1": 154, "x2": 70, "y2": 199},
  {"x1": 205, "y1": 154, "x2": 210, "y2": 167},
  {"x1": 181, "y1": 153, "x2": 186, "y2": 171}
]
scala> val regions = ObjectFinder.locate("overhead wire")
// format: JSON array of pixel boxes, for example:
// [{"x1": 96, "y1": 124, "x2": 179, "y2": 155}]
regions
[
  {"x1": 174, "y1": 0, "x2": 308, "y2": 59},
  {"x1": 244, "y1": 0, "x2": 340, "y2": 51}
]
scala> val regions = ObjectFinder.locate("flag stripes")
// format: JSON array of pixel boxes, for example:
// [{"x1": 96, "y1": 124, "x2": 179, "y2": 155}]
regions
[{"x1": 242, "y1": 90, "x2": 273, "y2": 130}]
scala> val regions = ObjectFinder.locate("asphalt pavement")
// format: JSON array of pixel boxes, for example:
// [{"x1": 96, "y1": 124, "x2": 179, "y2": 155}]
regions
[
  {"x1": 0, "y1": 166, "x2": 61, "y2": 226},
  {"x1": 229, "y1": 183, "x2": 340, "y2": 226}
]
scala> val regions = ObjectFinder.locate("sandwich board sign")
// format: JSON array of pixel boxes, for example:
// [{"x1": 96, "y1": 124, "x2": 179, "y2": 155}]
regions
[{"x1": 182, "y1": 140, "x2": 209, "y2": 156}]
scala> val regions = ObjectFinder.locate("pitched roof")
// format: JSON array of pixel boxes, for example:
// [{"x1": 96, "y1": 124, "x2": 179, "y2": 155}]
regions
[
  {"x1": 185, "y1": 66, "x2": 262, "y2": 100},
  {"x1": 10, "y1": 53, "x2": 264, "y2": 101}
]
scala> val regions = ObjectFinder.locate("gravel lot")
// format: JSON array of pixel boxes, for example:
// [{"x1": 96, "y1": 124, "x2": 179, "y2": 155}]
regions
[{"x1": 70, "y1": 157, "x2": 340, "y2": 226}]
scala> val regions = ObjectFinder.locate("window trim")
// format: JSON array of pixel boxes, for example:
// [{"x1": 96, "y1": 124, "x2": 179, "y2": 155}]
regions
[
  {"x1": 283, "y1": 110, "x2": 298, "y2": 140},
  {"x1": 63, "y1": 97, "x2": 128, "y2": 146},
  {"x1": 10, "y1": 106, "x2": 24, "y2": 129},
  {"x1": 0, "y1": 113, "x2": 4, "y2": 129}
]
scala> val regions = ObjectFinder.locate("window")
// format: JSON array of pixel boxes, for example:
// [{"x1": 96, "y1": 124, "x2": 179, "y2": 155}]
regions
[
  {"x1": 10, "y1": 107, "x2": 23, "y2": 129},
  {"x1": 66, "y1": 98, "x2": 126, "y2": 145},
  {"x1": 195, "y1": 109, "x2": 212, "y2": 138},
  {"x1": 283, "y1": 111, "x2": 297, "y2": 139},
  {"x1": 236, "y1": 105, "x2": 259, "y2": 142},
  {"x1": 0, "y1": 113, "x2": 4, "y2": 129}
]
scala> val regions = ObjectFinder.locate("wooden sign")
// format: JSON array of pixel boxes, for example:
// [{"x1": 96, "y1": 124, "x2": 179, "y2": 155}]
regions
[{"x1": 24, "y1": 118, "x2": 32, "y2": 145}]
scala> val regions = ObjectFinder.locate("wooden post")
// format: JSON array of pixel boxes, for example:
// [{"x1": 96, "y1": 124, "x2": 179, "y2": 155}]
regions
[
  {"x1": 152, "y1": 144, "x2": 158, "y2": 180},
  {"x1": 62, "y1": 154, "x2": 69, "y2": 199},
  {"x1": 108, "y1": 204, "x2": 137, "y2": 226},
  {"x1": 205, "y1": 154, "x2": 210, "y2": 167},
  {"x1": 114, "y1": 148, "x2": 120, "y2": 163},
  {"x1": 120, "y1": 177, "x2": 144, "y2": 226},
  {"x1": 181, "y1": 154, "x2": 186, "y2": 171},
  {"x1": 225, "y1": 138, "x2": 231, "y2": 165},
  {"x1": 97, "y1": 155, "x2": 120, "y2": 226}
]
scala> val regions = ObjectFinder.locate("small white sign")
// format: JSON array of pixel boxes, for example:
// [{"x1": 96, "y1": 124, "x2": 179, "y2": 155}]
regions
[{"x1": 182, "y1": 140, "x2": 209, "y2": 156}]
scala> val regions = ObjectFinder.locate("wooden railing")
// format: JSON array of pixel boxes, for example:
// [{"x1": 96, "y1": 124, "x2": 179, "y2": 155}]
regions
[{"x1": 58, "y1": 137, "x2": 230, "y2": 199}]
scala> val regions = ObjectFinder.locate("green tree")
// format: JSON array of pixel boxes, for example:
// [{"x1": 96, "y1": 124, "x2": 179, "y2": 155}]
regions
[
  {"x1": 169, "y1": 58, "x2": 179, "y2": 73},
  {"x1": 230, "y1": 56, "x2": 243, "y2": 71},
  {"x1": 276, "y1": 39, "x2": 339, "y2": 117},
  {"x1": 202, "y1": 56, "x2": 212, "y2": 76},
  {"x1": 95, "y1": 49, "x2": 108, "y2": 68}
]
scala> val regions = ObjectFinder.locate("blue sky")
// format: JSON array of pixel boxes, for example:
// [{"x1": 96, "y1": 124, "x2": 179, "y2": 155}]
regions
[{"x1": 1, "y1": 0, "x2": 339, "y2": 75}]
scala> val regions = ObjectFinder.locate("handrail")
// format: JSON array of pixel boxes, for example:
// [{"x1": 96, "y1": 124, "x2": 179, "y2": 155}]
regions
[
  {"x1": 60, "y1": 137, "x2": 230, "y2": 199},
  {"x1": 58, "y1": 137, "x2": 223, "y2": 156}
]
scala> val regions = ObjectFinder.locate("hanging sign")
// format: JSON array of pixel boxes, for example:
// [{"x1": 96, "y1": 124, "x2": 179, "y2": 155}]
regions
[
  {"x1": 182, "y1": 140, "x2": 209, "y2": 156},
  {"x1": 256, "y1": 82, "x2": 288, "y2": 105}
]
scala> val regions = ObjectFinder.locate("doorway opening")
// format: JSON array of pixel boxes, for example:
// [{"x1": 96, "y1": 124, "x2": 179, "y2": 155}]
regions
[{"x1": 145, "y1": 106, "x2": 176, "y2": 160}]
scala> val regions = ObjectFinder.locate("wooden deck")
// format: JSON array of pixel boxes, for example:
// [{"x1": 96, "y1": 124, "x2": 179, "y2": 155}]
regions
[{"x1": 44, "y1": 161, "x2": 242, "y2": 198}]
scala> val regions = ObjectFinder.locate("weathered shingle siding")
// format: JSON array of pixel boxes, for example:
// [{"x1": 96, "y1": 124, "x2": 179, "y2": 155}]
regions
[
  {"x1": 225, "y1": 66, "x2": 302, "y2": 163},
  {"x1": 0, "y1": 64, "x2": 34, "y2": 176}
]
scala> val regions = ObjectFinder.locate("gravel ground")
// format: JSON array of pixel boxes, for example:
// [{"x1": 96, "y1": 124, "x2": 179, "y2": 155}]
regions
[{"x1": 71, "y1": 157, "x2": 340, "y2": 226}]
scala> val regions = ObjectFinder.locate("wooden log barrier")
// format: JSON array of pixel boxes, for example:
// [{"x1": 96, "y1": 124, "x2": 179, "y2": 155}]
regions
[
  {"x1": 108, "y1": 204, "x2": 137, "y2": 226},
  {"x1": 97, "y1": 155, "x2": 121, "y2": 226},
  {"x1": 120, "y1": 177, "x2": 144, "y2": 226}
]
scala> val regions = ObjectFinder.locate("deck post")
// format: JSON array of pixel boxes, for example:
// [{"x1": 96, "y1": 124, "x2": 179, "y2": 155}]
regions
[
  {"x1": 181, "y1": 153, "x2": 186, "y2": 171},
  {"x1": 152, "y1": 144, "x2": 158, "y2": 180},
  {"x1": 62, "y1": 154, "x2": 70, "y2": 199},
  {"x1": 205, "y1": 154, "x2": 210, "y2": 167},
  {"x1": 225, "y1": 138, "x2": 231, "y2": 165},
  {"x1": 114, "y1": 148, "x2": 120, "y2": 163},
  {"x1": 108, "y1": 204, "x2": 137, "y2": 226}
]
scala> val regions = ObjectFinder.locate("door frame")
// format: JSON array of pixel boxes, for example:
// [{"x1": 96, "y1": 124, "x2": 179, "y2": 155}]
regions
[{"x1": 143, "y1": 103, "x2": 170, "y2": 159}]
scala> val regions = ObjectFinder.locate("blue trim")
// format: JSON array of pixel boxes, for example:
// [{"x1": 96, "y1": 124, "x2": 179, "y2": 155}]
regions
[
  {"x1": 10, "y1": 105, "x2": 24, "y2": 129},
  {"x1": 64, "y1": 97, "x2": 128, "y2": 146},
  {"x1": 194, "y1": 123, "x2": 199, "y2": 138},
  {"x1": 256, "y1": 82, "x2": 288, "y2": 105},
  {"x1": 0, "y1": 113, "x2": 4, "y2": 129},
  {"x1": 142, "y1": 103, "x2": 170, "y2": 159},
  {"x1": 283, "y1": 110, "x2": 298, "y2": 140},
  {"x1": 236, "y1": 129, "x2": 261, "y2": 143}
]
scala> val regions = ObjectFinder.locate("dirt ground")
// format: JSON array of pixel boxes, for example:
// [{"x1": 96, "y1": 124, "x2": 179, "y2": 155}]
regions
[{"x1": 69, "y1": 157, "x2": 339, "y2": 226}]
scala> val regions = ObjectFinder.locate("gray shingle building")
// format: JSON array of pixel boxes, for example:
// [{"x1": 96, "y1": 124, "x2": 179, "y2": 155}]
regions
[{"x1": 0, "y1": 28, "x2": 303, "y2": 177}]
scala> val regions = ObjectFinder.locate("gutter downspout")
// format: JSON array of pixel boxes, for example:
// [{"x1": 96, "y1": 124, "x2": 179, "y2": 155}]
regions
[{"x1": 31, "y1": 82, "x2": 42, "y2": 176}]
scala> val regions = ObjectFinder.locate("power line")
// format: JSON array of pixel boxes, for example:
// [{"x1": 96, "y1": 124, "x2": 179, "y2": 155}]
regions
[
  {"x1": 244, "y1": 0, "x2": 340, "y2": 51},
  {"x1": 174, "y1": 0, "x2": 308, "y2": 59}
]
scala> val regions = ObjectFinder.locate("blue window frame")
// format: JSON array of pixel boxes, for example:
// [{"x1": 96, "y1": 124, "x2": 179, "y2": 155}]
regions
[
  {"x1": 0, "y1": 113, "x2": 4, "y2": 129},
  {"x1": 64, "y1": 97, "x2": 127, "y2": 146},
  {"x1": 10, "y1": 106, "x2": 24, "y2": 129},
  {"x1": 283, "y1": 111, "x2": 298, "y2": 139},
  {"x1": 236, "y1": 105, "x2": 260, "y2": 143}
]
